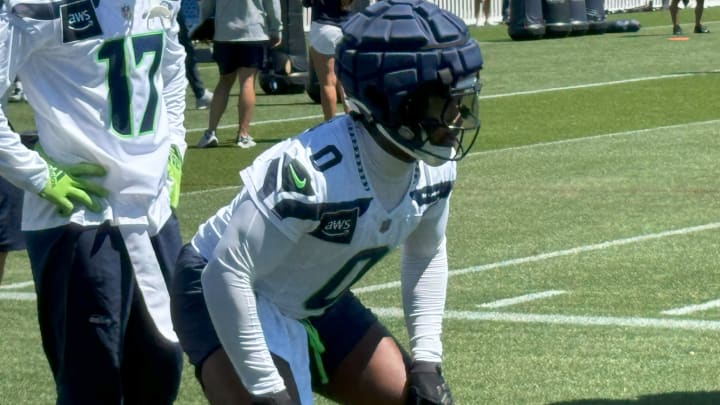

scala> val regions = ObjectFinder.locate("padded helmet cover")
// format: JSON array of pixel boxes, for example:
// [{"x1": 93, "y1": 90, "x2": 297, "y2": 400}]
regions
[{"x1": 336, "y1": 0, "x2": 484, "y2": 129}]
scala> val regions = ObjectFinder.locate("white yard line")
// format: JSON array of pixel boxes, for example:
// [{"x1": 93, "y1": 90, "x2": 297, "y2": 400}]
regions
[
  {"x1": 0, "y1": 292, "x2": 36, "y2": 301},
  {"x1": 479, "y1": 71, "x2": 720, "y2": 100},
  {"x1": 661, "y1": 299, "x2": 720, "y2": 316},
  {"x1": 468, "y1": 119, "x2": 720, "y2": 157},
  {"x1": 184, "y1": 118, "x2": 720, "y2": 196},
  {"x1": 5, "y1": 222, "x2": 718, "y2": 302},
  {"x1": 478, "y1": 290, "x2": 567, "y2": 308},
  {"x1": 372, "y1": 307, "x2": 720, "y2": 331},
  {"x1": 0, "y1": 280, "x2": 34, "y2": 290},
  {"x1": 185, "y1": 72, "x2": 719, "y2": 134},
  {"x1": 354, "y1": 222, "x2": 720, "y2": 294}
]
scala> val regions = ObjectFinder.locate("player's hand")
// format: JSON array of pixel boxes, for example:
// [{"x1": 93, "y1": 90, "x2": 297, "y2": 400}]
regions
[
  {"x1": 269, "y1": 34, "x2": 282, "y2": 49},
  {"x1": 38, "y1": 156, "x2": 108, "y2": 217},
  {"x1": 166, "y1": 144, "x2": 183, "y2": 209},
  {"x1": 407, "y1": 361, "x2": 454, "y2": 405},
  {"x1": 251, "y1": 389, "x2": 296, "y2": 404}
]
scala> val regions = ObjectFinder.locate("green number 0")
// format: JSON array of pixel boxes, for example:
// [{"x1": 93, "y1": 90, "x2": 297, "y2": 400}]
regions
[
  {"x1": 305, "y1": 246, "x2": 390, "y2": 311},
  {"x1": 97, "y1": 33, "x2": 163, "y2": 137}
]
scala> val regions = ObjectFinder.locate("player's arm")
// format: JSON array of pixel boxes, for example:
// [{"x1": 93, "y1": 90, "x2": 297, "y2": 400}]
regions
[
  {"x1": 0, "y1": 10, "x2": 107, "y2": 215},
  {"x1": 159, "y1": 10, "x2": 188, "y2": 208},
  {"x1": 263, "y1": 0, "x2": 283, "y2": 45},
  {"x1": 400, "y1": 198, "x2": 455, "y2": 404},
  {"x1": 201, "y1": 193, "x2": 296, "y2": 400}
]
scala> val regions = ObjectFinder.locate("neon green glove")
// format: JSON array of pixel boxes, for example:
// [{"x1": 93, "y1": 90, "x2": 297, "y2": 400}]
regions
[
  {"x1": 167, "y1": 144, "x2": 183, "y2": 209},
  {"x1": 38, "y1": 158, "x2": 108, "y2": 217}
]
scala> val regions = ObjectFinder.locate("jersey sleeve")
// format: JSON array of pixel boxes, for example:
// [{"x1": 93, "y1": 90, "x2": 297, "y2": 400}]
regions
[
  {"x1": 160, "y1": 6, "x2": 187, "y2": 157},
  {"x1": 201, "y1": 195, "x2": 293, "y2": 397},
  {"x1": 240, "y1": 139, "x2": 327, "y2": 242},
  {"x1": 399, "y1": 161, "x2": 456, "y2": 363},
  {"x1": 0, "y1": 8, "x2": 52, "y2": 194}
]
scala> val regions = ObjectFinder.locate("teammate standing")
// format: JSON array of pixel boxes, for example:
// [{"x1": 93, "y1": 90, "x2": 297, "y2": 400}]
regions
[{"x1": 0, "y1": 1, "x2": 187, "y2": 403}]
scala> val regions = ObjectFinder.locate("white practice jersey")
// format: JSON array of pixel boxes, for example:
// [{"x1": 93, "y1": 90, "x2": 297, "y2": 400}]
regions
[
  {"x1": 240, "y1": 117, "x2": 455, "y2": 318},
  {"x1": 197, "y1": 115, "x2": 455, "y2": 319},
  {"x1": 0, "y1": 0, "x2": 187, "y2": 231}
]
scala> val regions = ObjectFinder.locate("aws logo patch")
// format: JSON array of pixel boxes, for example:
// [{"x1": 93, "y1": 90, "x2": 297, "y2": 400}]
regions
[
  {"x1": 61, "y1": 0, "x2": 102, "y2": 43},
  {"x1": 310, "y1": 208, "x2": 358, "y2": 244}
]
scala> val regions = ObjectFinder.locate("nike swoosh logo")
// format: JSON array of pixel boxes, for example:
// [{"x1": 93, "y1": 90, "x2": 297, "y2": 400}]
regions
[{"x1": 288, "y1": 163, "x2": 307, "y2": 189}]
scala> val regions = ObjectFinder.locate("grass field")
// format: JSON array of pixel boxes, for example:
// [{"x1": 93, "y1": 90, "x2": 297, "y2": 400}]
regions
[{"x1": 2, "y1": 8, "x2": 720, "y2": 404}]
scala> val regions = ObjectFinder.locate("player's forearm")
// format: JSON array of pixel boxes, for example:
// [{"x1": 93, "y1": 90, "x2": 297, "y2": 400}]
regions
[
  {"x1": 161, "y1": 17, "x2": 188, "y2": 154},
  {"x1": 201, "y1": 251, "x2": 286, "y2": 396},
  {"x1": 0, "y1": 121, "x2": 47, "y2": 193},
  {"x1": 401, "y1": 240, "x2": 449, "y2": 363}
]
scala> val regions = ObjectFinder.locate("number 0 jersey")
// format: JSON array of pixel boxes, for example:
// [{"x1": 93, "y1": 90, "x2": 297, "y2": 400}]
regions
[
  {"x1": 0, "y1": 0, "x2": 187, "y2": 231},
  {"x1": 198, "y1": 115, "x2": 456, "y2": 320}
]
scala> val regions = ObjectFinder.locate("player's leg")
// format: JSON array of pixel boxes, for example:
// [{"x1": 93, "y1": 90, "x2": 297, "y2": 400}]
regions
[
  {"x1": 310, "y1": 47, "x2": 339, "y2": 121},
  {"x1": 693, "y1": 0, "x2": 708, "y2": 32},
  {"x1": 309, "y1": 22, "x2": 345, "y2": 121},
  {"x1": 122, "y1": 215, "x2": 184, "y2": 404},
  {"x1": 25, "y1": 223, "x2": 133, "y2": 404},
  {"x1": 171, "y1": 243, "x2": 302, "y2": 404},
  {"x1": 310, "y1": 292, "x2": 411, "y2": 405},
  {"x1": 234, "y1": 43, "x2": 264, "y2": 142},
  {"x1": 236, "y1": 66, "x2": 258, "y2": 139},
  {"x1": 483, "y1": 0, "x2": 491, "y2": 25},
  {"x1": 207, "y1": 42, "x2": 240, "y2": 133},
  {"x1": 669, "y1": 0, "x2": 682, "y2": 33},
  {"x1": 122, "y1": 289, "x2": 183, "y2": 404},
  {"x1": 0, "y1": 251, "x2": 6, "y2": 284},
  {"x1": 0, "y1": 175, "x2": 26, "y2": 285}
]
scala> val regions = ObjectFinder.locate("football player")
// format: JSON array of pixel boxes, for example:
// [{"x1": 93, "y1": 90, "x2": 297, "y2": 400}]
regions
[
  {"x1": 171, "y1": 0, "x2": 483, "y2": 404},
  {"x1": 0, "y1": 1, "x2": 187, "y2": 403}
]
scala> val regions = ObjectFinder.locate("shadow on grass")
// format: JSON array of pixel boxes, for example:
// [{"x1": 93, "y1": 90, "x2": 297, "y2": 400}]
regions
[{"x1": 548, "y1": 391, "x2": 720, "y2": 405}]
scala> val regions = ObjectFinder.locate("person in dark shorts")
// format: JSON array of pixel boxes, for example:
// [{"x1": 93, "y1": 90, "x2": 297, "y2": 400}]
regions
[
  {"x1": 669, "y1": 0, "x2": 709, "y2": 35},
  {"x1": 196, "y1": 0, "x2": 282, "y2": 149}
]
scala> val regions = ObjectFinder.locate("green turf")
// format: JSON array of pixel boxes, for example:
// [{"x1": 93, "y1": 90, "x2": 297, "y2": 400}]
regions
[{"x1": 1, "y1": 8, "x2": 720, "y2": 404}]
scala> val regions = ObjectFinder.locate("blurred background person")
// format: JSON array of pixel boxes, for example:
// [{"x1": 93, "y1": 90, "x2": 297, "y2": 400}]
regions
[
  {"x1": 474, "y1": 0, "x2": 490, "y2": 26},
  {"x1": 196, "y1": 0, "x2": 282, "y2": 148},
  {"x1": 304, "y1": 0, "x2": 353, "y2": 121},
  {"x1": 177, "y1": 8, "x2": 214, "y2": 110},
  {"x1": 669, "y1": 0, "x2": 709, "y2": 34}
]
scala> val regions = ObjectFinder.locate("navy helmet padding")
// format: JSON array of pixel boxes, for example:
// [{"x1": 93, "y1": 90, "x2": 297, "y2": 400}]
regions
[{"x1": 336, "y1": 0, "x2": 483, "y2": 127}]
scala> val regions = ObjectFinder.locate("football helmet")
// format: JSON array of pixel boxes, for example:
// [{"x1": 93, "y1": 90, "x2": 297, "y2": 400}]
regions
[{"x1": 336, "y1": 0, "x2": 484, "y2": 166}]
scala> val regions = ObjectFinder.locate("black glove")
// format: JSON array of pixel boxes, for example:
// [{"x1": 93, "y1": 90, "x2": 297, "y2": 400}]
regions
[
  {"x1": 407, "y1": 361, "x2": 454, "y2": 405},
  {"x1": 251, "y1": 389, "x2": 296, "y2": 405}
]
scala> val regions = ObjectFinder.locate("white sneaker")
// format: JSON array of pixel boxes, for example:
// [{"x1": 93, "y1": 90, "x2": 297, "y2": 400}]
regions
[
  {"x1": 197, "y1": 130, "x2": 218, "y2": 148},
  {"x1": 236, "y1": 134, "x2": 256, "y2": 149},
  {"x1": 8, "y1": 87, "x2": 25, "y2": 102},
  {"x1": 195, "y1": 89, "x2": 213, "y2": 110}
]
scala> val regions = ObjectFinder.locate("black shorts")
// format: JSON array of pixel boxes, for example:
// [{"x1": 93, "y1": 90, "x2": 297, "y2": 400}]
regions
[
  {"x1": 171, "y1": 243, "x2": 380, "y2": 388},
  {"x1": 0, "y1": 176, "x2": 25, "y2": 252},
  {"x1": 212, "y1": 42, "x2": 266, "y2": 75}
]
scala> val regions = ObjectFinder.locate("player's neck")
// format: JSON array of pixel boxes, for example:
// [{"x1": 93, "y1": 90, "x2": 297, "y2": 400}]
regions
[{"x1": 356, "y1": 123, "x2": 414, "y2": 210}]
